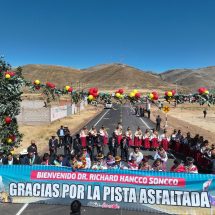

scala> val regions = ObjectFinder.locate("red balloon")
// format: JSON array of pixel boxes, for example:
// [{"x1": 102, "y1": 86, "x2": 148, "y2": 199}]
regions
[
  {"x1": 93, "y1": 88, "x2": 98, "y2": 93},
  {"x1": 135, "y1": 92, "x2": 141, "y2": 98},
  {"x1": 92, "y1": 92, "x2": 98, "y2": 97},
  {"x1": 198, "y1": 87, "x2": 206, "y2": 94},
  {"x1": 5, "y1": 117, "x2": 12, "y2": 124},
  {"x1": 153, "y1": 94, "x2": 159, "y2": 100},
  {"x1": 118, "y1": 89, "x2": 124, "y2": 94},
  {"x1": 68, "y1": 87, "x2": 73, "y2": 92},
  {"x1": 171, "y1": 89, "x2": 176, "y2": 95},
  {"x1": 165, "y1": 91, "x2": 168, "y2": 96}
]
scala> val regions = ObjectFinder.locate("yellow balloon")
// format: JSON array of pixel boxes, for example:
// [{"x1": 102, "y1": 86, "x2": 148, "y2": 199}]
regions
[
  {"x1": 204, "y1": 90, "x2": 209, "y2": 94},
  {"x1": 149, "y1": 93, "x2": 154, "y2": 99},
  {"x1": 133, "y1": 89, "x2": 138, "y2": 94},
  {"x1": 10, "y1": 150, "x2": 15, "y2": 155},
  {"x1": 65, "y1": 85, "x2": 70, "y2": 91},
  {"x1": 7, "y1": 138, "x2": 12, "y2": 144},
  {"x1": 88, "y1": 95, "x2": 94, "y2": 101},
  {"x1": 115, "y1": 92, "x2": 121, "y2": 98},
  {"x1": 129, "y1": 92, "x2": 135, "y2": 98},
  {"x1": 34, "y1": 80, "x2": 40, "y2": 85},
  {"x1": 5, "y1": 74, "x2": 11, "y2": 79},
  {"x1": 167, "y1": 91, "x2": 173, "y2": 97}
]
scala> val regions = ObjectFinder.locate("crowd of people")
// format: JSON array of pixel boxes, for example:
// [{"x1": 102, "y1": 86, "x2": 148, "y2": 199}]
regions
[{"x1": 1, "y1": 120, "x2": 214, "y2": 174}]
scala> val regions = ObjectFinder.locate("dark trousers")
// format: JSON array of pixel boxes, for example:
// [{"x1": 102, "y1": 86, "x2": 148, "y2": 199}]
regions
[
  {"x1": 109, "y1": 147, "x2": 117, "y2": 157},
  {"x1": 58, "y1": 136, "x2": 64, "y2": 147},
  {"x1": 147, "y1": 110, "x2": 151, "y2": 119},
  {"x1": 121, "y1": 149, "x2": 128, "y2": 162},
  {"x1": 156, "y1": 123, "x2": 160, "y2": 131}
]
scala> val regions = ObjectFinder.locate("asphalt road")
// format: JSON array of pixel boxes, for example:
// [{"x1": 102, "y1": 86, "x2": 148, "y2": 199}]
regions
[{"x1": 0, "y1": 104, "x2": 173, "y2": 215}]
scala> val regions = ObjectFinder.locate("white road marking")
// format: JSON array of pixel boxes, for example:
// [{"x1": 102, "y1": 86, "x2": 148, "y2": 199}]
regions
[
  {"x1": 16, "y1": 203, "x2": 29, "y2": 215},
  {"x1": 94, "y1": 109, "x2": 110, "y2": 126}
]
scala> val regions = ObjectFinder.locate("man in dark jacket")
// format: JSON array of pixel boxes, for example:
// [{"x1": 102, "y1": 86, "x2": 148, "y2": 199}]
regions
[
  {"x1": 49, "y1": 135, "x2": 58, "y2": 156},
  {"x1": 73, "y1": 134, "x2": 82, "y2": 154},
  {"x1": 87, "y1": 133, "x2": 95, "y2": 161},
  {"x1": 64, "y1": 130, "x2": 73, "y2": 157},
  {"x1": 3, "y1": 153, "x2": 19, "y2": 165},
  {"x1": 120, "y1": 136, "x2": 129, "y2": 162},
  {"x1": 108, "y1": 136, "x2": 118, "y2": 157},
  {"x1": 22, "y1": 152, "x2": 41, "y2": 165},
  {"x1": 27, "y1": 140, "x2": 38, "y2": 155},
  {"x1": 156, "y1": 115, "x2": 162, "y2": 131},
  {"x1": 57, "y1": 125, "x2": 65, "y2": 148}
]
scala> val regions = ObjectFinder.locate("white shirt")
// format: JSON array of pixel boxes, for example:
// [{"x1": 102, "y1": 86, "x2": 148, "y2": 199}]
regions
[
  {"x1": 154, "y1": 151, "x2": 168, "y2": 162},
  {"x1": 129, "y1": 152, "x2": 143, "y2": 164},
  {"x1": 8, "y1": 158, "x2": 13, "y2": 165},
  {"x1": 159, "y1": 134, "x2": 170, "y2": 142}
]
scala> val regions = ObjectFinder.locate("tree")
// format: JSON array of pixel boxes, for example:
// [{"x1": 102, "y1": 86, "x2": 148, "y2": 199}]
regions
[{"x1": 0, "y1": 57, "x2": 25, "y2": 153}]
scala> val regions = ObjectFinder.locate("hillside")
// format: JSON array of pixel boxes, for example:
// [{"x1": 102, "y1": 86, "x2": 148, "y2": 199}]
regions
[
  {"x1": 22, "y1": 64, "x2": 84, "y2": 86},
  {"x1": 160, "y1": 66, "x2": 215, "y2": 90},
  {"x1": 81, "y1": 63, "x2": 172, "y2": 89},
  {"x1": 21, "y1": 63, "x2": 173, "y2": 90}
]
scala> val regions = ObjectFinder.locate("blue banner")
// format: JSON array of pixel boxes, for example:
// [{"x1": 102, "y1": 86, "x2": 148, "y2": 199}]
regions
[{"x1": 0, "y1": 165, "x2": 215, "y2": 214}]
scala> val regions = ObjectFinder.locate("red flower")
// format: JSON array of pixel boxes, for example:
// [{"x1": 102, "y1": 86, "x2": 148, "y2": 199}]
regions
[{"x1": 46, "y1": 82, "x2": 55, "y2": 89}]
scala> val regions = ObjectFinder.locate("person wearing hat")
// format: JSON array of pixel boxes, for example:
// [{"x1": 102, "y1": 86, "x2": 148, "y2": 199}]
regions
[
  {"x1": 134, "y1": 127, "x2": 142, "y2": 147},
  {"x1": 143, "y1": 129, "x2": 151, "y2": 150},
  {"x1": 159, "y1": 129, "x2": 170, "y2": 151},
  {"x1": 22, "y1": 151, "x2": 41, "y2": 165},
  {"x1": 125, "y1": 127, "x2": 133, "y2": 146},
  {"x1": 48, "y1": 135, "x2": 58, "y2": 156},
  {"x1": 185, "y1": 157, "x2": 198, "y2": 173},
  {"x1": 112, "y1": 156, "x2": 127, "y2": 170},
  {"x1": 92, "y1": 153, "x2": 107, "y2": 170},
  {"x1": 170, "y1": 159, "x2": 186, "y2": 173},
  {"x1": 128, "y1": 155, "x2": 138, "y2": 170},
  {"x1": 80, "y1": 126, "x2": 89, "y2": 148}
]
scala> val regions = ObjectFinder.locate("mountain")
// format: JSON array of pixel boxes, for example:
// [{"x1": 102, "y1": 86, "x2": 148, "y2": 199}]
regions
[
  {"x1": 160, "y1": 67, "x2": 215, "y2": 90},
  {"x1": 22, "y1": 64, "x2": 84, "y2": 86},
  {"x1": 21, "y1": 63, "x2": 173, "y2": 90}
]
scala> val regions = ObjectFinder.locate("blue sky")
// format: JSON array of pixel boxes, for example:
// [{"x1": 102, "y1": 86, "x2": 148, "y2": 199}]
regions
[{"x1": 0, "y1": 0, "x2": 215, "y2": 72}]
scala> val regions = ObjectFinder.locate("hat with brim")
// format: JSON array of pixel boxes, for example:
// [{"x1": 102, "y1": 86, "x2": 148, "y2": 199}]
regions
[
  {"x1": 186, "y1": 157, "x2": 194, "y2": 163},
  {"x1": 96, "y1": 153, "x2": 104, "y2": 159},
  {"x1": 115, "y1": 156, "x2": 121, "y2": 162}
]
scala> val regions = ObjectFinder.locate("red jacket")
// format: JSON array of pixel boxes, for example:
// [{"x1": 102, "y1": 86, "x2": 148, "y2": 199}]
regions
[{"x1": 170, "y1": 164, "x2": 186, "y2": 172}]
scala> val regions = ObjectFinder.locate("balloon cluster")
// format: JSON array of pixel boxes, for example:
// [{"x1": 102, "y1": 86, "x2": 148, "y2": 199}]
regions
[
  {"x1": 198, "y1": 87, "x2": 209, "y2": 95},
  {"x1": 33, "y1": 80, "x2": 41, "y2": 90},
  {"x1": 165, "y1": 89, "x2": 176, "y2": 98},
  {"x1": 46, "y1": 82, "x2": 56, "y2": 89},
  {"x1": 129, "y1": 89, "x2": 141, "y2": 99},
  {"x1": 115, "y1": 88, "x2": 124, "y2": 99},
  {"x1": 5, "y1": 71, "x2": 15, "y2": 79},
  {"x1": 88, "y1": 87, "x2": 99, "y2": 101},
  {"x1": 64, "y1": 85, "x2": 73, "y2": 93},
  {"x1": 148, "y1": 91, "x2": 159, "y2": 100}
]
